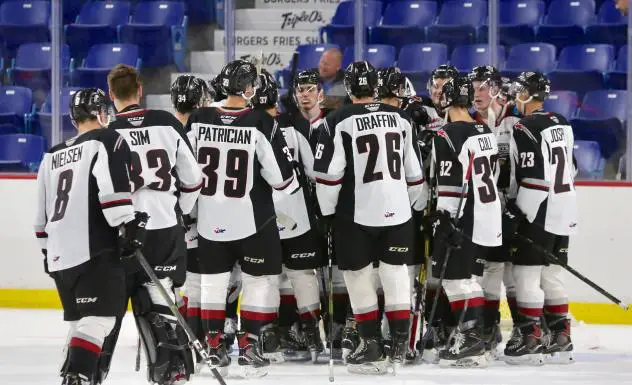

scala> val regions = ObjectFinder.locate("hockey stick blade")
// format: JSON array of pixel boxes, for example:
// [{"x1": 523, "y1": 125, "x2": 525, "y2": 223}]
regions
[{"x1": 134, "y1": 250, "x2": 228, "y2": 385}]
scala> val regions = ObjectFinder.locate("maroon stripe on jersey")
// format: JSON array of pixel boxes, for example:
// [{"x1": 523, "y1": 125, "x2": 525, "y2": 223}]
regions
[
  {"x1": 407, "y1": 178, "x2": 425, "y2": 186},
  {"x1": 35, "y1": 231, "x2": 47, "y2": 238},
  {"x1": 116, "y1": 109, "x2": 145, "y2": 117},
  {"x1": 484, "y1": 299, "x2": 500, "y2": 309},
  {"x1": 438, "y1": 191, "x2": 467, "y2": 197},
  {"x1": 280, "y1": 295, "x2": 296, "y2": 305},
  {"x1": 316, "y1": 177, "x2": 342, "y2": 186},
  {"x1": 385, "y1": 310, "x2": 410, "y2": 321},
  {"x1": 69, "y1": 337, "x2": 101, "y2": 354},
  {"x1": 187, "y1": 307, "x2": 201, "y2": 318},
  {"x1": 101, "y1": 199, "x2": 132, "y2": 209},
  {"x1": 544, "y1": 304, "x2": 568, "y2": 314},
  {"x1": 240, "y1": 310, "x2": 277, "y2": 322},
  {"x1": 299, "y1": 309, "x2": 321, "y2": 321},
  {"x1": 181, "y1": 181, "x2": 203, "y2": 193},
  {"x1": 354, "y1": 310, "x2": 379, "y2": 322},
  {"x1": 274, "y1": 176, "x2": 295, "y2": 191},
  {"x1": 201, "y1": 309, "x2": 226, "y2": 320},
  {"x1": 519, "y1": 306, "x2": 543, "y2": 318},
  {"x1": 520, "y1": 181, "x2": 549, "y2": 191}
]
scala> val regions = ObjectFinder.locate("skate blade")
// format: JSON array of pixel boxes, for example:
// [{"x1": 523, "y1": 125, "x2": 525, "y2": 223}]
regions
[
  {"x1": 263, "y1": 351, "x2": 285, "y2": 364},
  {"x1": 439, "y1": 354, "x2": 488, "y2": 368},
  {"x1": 197, "y1": 362, "x2": 229, "y2": 377},
  {"x1": 238, "y1": 365, "x2": 268, "y2": 378},
  {"x1": 283, "y1": 350, "x2": 312, "y2": 361},
  {"x1": 485, "y1": 347, "x2": 501, "y2": 361},
  {"x1": 347, "y1": 361, "x2": 389, "y2": 375},
  {"x1": 504, "y1": 353, "x2": 545, "y2": 366},
  {"x1": 545, "y1": 351, "x2": 574, "y2": 365}
]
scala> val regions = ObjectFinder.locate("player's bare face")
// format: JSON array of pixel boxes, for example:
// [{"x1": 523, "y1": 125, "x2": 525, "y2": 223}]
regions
[
  {"x1": 430, "y1": 78, "x2": 448, "y2": 107},
  {"x1": 296, "y1": 84, "x2": 319, "y2": 111},
  {"x1": 472, "y1": 80, "x2": 492, "y2": 111}
]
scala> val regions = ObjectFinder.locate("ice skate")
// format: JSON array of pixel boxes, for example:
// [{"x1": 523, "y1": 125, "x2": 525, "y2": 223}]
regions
[
  {"x1": 165, "y1": 356, "x2": 188, "y2": 385},
  {"x1": 483, "y1": 323, "x2": 503, "y2": 360},
  {"x1": 61, "y1": 373, "x2": 90, "y2": 385},
  {"x1": 223, "y1": 317, "x2": 237, "y2": 354},
  {"x1": 346, "y1": 338, "x2": 388, "y2": 375},
  {"x1": 341, "y1": 321, "x2": 360, "y2": 363},
  {"x1": 206, "y1": 331, "x2": 231, "y2": 377},
  {"x1": 237, "y1": 332, "x2": 270, "y2": 378},
  {"x1": 504, "y1": 321, "x2": 545, "y2": 366},
  {"x1": 417, "y1": 325, "x2": 448, "y2": 364},
  {"x1": 544, "y1": 318, "x2": 574, "y2": 364},
  {"x1": 303, "y1": 318, "x2": 324, "y2": 363},
  {"x1": 260, "y1": 323, "x2": 285, "y2": 363},
  {"x1": 438, "y1": 326, "x2": 487, "y2": 368},
  {"x1": 279, "y1": 325, "x2": 311, "y2": 361}
]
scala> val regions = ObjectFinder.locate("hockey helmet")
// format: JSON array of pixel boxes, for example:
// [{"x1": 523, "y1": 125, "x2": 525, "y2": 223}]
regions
[
  {"x1": 427, "y1": 64, "x2": 459, "y2": 90},
  {"x1": 293, "y1": 68, "x2": 322, "y2": 90},
  {"x1": 219, "y1": 59, "x2": 260, "y2": 98},
  {"x1": 210, "y1": 73, "x2": 227, "y2": 102},
  {"x1": 170, "y1": 75, "x2": 212, "y2": 114},
  {"x1": 69, "y1": 88, "x2": 111, "y2": 127},
  {"x1": 468, "y1": 65, "x2": 501, "y2": 85},
  {"x1": 377, "y1": 67, "x2": 407, "y2": 99},
  {"x1": 511, "y1": 71, "x2": 551, "y2": 102},
  {"x1": 343, "y1": 61, "x2": 378, "y2": 98},
  {"x1": 439, "y1": 75, "x2": 473, "y2": 110},
  {"x1": 252, "y1": 69, "x2": 279, "y2": 109}
]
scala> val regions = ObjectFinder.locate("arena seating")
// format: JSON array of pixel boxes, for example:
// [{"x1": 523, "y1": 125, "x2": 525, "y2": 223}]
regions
[
  {"x1": 0, "y1": 86, "x2": 34, "y2": 135},
  {"x1": 0, "y1": 134, "x2": 45, "y2": 172},
  {"x1": 0, "y1": 1, "x2": 50, "y2": 57},
  {"x1": 72, "y1": 44, "x2": 142, "y2": 92},
  {"x1": 36, "y1": 87, "x2": 82, "y2": 147}
]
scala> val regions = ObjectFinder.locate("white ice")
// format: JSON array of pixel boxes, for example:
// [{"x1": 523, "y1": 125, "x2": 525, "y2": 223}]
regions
[{"x1": 2, "y1": 309, "x2": 632, "y2": 385}]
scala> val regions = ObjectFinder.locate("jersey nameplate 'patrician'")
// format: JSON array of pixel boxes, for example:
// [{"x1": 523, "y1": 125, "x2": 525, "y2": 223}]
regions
[
  {"x1": 187, "y1": 106, "x2": 298, "y2": 242},
  {"x1": 432, "y1": 121, "x2": 502, "y2": 247},
  {"x1": 313, "y1": 103, "x2": 426, "y2": 227},
  {"x1": 34, "y1": 129, "x2": 135, "y2": 272}
]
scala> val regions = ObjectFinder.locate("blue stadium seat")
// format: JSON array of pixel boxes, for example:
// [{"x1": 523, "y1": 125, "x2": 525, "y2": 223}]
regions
[
  {"x1": 9, "y1": 43, "x2": 71, "y2": 99},
  {"x1": 571, "y1": 90, "x2": 626, "y2": 158},
  {"x1": 585, "y1": 1, "x2": 627, "y2": 48},
  {"x1": 369, "y1": 1, "x2": 436, "y2": 54},
  {"x1": 0, "y1": 1, "x2": 50, "y2": 56},
  {"x1": 450, "y1": 45, "x2": 506, "y2": 72},
  {"x1": 0, "y1": 86, "x2": 34, "y2": 134},
  {"x1": 573, "y1": 140, "x2": 605, "y2": 179},
  {"x1": 398, "y1": 43, "x2": 448, "y2": 93},
  {"x1": 606, "y1": 44, "x2": 626, "y2": 89},
  {"x1": 321, "y1": 1, "x2": 382, "y2": 51},
  {"x1": 119, "y1": 2, "x2": 188, "y2": 70},
  {"x1": 536, "y1": 0, "x2": 596, "y2": 50},
  {"x1": 72, "y1": 44, "x2": 141, "y2": 91},
  {"x1": 0, "y1": 134, "x2": 46, "y2": 171},
  {"x1": 297, "y1": 44, "x2": 340, "y2": 70},
  {"x1": 502, "y1": 43, "x2": 556, "y2": 77},
  {"x1": 65, "y1": 1, "x2": 132, "y2": 60},
  {"x1": 479, "y1": 0, "x2": 545, "y2": 46},
  {"x1": 342, "y1": 45, "x2": 396, "y2": 69},
  {"x1": 549, "y1": 44, "x2": 614, "y2": 98},
  {"x1": 63, "y1": 0, "x2": 85, "y2": 24},
  {"x1": 37, "y1": 88, "x2": 82, "y2": 147},
  {"x1": 544, "y1": 90, "x2": 578, "y2": 118},
  {"x1": 426, "y1": 0, "x2": 487, "y2": 52},
  {"x1": 183, "y1": 0, "x2": 216, "y2": 25}
]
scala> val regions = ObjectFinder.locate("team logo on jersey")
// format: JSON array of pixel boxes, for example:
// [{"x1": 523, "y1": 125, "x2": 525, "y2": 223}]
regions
[
  {"x1": 384, "y1": 211, "x2": 395, "y2": 218},
  {"x1": 220, "y1": 115, "x2": 238, "y2": 125},
  {"x1": 364, "y1": 103, "x2": 380, "y2": 112},
  {"x1": 214, "y1": 228, "x2": 226, "y2": 234},
  {"x1": 53, "y1": 256, "x2": 60, "y2": 262},
  {"x1": 128, "y1": 116, "x2": 144, "y2": 127}
]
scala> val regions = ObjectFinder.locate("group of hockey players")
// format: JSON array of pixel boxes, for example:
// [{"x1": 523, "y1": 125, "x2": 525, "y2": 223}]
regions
[{"x1": 34, "y1": 57, "x2": 578, "y2": 385}]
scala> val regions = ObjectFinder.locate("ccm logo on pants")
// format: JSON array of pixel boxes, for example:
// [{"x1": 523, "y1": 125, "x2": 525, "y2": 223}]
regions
[
  {"x1": 388, "y1": 247, "x2": 409, "y2": 253},
  {"x1": 76, "y1": 297, "x2": 98, "y2": 304},
  {"x1": 155, "y1": 266, "x2": 177, "y2": 272},
  {"x1": 244, "y1": 257, "x2": 265, "y2": 264},
  {"x1": 290, "y1": 252, "x2": 316, "y2": 259}
]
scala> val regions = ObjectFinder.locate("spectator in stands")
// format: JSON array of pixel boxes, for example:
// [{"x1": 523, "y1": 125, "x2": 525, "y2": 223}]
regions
[
  {"x1": 318, "y1": 48, "x2": 346, "y2": 97},
  {"x1": 615, "y1": 0, "x2": 628, "y2": 15}
]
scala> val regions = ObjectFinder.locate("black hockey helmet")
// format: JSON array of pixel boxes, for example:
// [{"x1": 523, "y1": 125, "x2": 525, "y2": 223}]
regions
[
  {"x1": 468, "y1": 65, "x2": 501, "y2": 87},
  {"x1": 219, "y1": 59, "x2": 260, "y2": 97},
  {"x1": 252, "y1": 69, "x2": 279, "y2": 109},
  {"x1": 210, "y1": 73, "x2": 227, "y2": 102},
  {"x1": 427, "y1": 64, "x2": 459, "y2": 90},
  {"x1": 439, "y1": 75, "x2": 473, "y2": 109},
  {"x1": 377, "y1": 67, "x2": 406, "y2": 99},
  {"x1": 293, "y1": 68, "x2": 322, "y2": 89},
  {"x1": 69, "y1": 88, "x2": 111, "y2": 127},
  {"x1": 344, "y1": 61, "x2": 378, "y2": 98},
  {"x1": 511, "y1": 71, "x2": 551, "y2": 102},
  {"x1": 170, "y1": 75, "x2": 212, "y2": 114}
]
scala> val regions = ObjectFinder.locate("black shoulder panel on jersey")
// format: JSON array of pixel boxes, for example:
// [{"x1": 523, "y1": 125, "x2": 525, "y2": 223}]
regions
[
  {"x1": 514, "y1": 111, "x2": 566, "y2": 142},
  {"x1": 439, "y1": 121, "x2": 492, "y2": 154}
]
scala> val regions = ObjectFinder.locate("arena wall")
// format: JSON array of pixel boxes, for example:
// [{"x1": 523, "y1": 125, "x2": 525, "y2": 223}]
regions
[{"x1": 0, "y1": 175, "x2": 630, "y2": 324}]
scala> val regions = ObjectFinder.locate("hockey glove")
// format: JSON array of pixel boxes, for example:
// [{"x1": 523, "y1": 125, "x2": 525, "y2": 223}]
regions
[
  {"x1": 404, "y1": 99, "x2": 431, "y2": 127},
  {"x1": 431, "y1": 210, "x2": 463, "y2": 249},
  {"x1": 502, "y1": 200, "x2": 525, "y2": 246},
  {"x1": 119, "y1": 211, "x2": 149, "y2": 258}
]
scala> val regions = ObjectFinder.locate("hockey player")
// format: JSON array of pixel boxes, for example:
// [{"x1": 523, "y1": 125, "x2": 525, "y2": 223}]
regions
[
  {"x1": 424, "y1": 65, "x2": 459, "y2": 131},
  {"x1": 107, "y1": 64, "x2": 203, "y2": 384},
  {"x1": 34, "y1": 88, "x2": 148, "y2": 385},
  {"x1": 253, "y1": 69, "x2": 326, "y2": 361},
  {"x1": 468, "y1": 66, "x2": 522, "y2": 355},
  {"x1": 430, "y1": 75, "x2": 502, "y2": 367},
  {"x1": 186, "y1": 60, "x2": 299, "y2": 377},
  {"x1": 504, "y1": 72, "x2": 577, "y2": 365},
  {"x1": 313, "y1": 61, "x2": 426, "y2": 374}
]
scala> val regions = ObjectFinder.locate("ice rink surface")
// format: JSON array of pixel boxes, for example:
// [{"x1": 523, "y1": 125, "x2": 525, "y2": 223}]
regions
[{"x1": 2, "y1": 309, "x2": 632, "y2": 385}]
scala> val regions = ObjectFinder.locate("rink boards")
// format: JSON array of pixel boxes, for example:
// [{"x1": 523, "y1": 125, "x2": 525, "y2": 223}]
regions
[{"x1": 0, "y1": 175, "x2": 631, "y2": 325}]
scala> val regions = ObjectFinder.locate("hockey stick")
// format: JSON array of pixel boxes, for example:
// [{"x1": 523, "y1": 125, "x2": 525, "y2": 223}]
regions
[
  {"x1": 134, "y1": 250, "x2": 228, "y2": 385},
  {"x1": 326, "y1": 227, "x2": 335, "y2": 382},
  {"x1": 420, "y1": 152, "x2": 475, "y2": 360},
  {"x1": 515, "y1": 234, "x2": 629, "y2": 311}
]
